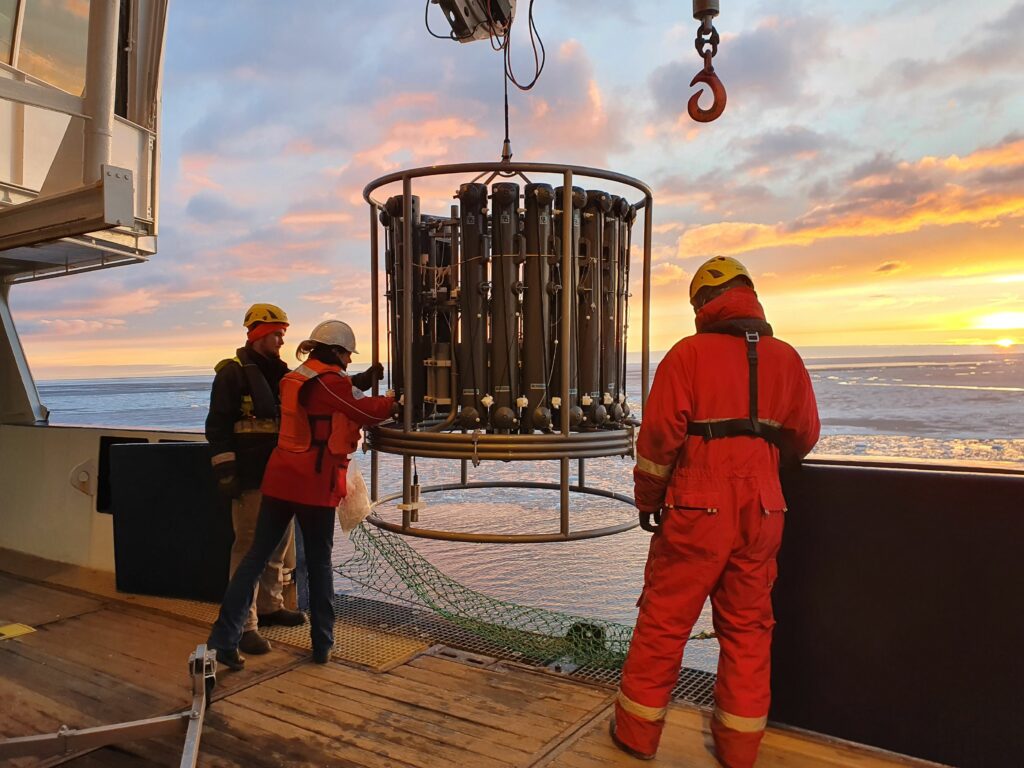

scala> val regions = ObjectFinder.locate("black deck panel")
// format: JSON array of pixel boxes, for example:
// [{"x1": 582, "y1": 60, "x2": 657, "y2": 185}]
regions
[{"x1": 110, "y1": 441, "x2": 233, "y2": 602}]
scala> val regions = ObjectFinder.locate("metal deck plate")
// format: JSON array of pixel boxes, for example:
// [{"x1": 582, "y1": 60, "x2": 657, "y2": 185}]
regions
[{"x1": 327, "y1": 593, "x2": 717, "y2": 707}]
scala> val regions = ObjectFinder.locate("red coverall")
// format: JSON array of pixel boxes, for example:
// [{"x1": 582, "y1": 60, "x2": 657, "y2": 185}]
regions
[
  {"x1": 261, "y1": 362, "x2": 394, "y2": 507},
  {"x1": 614, "y1": 286, "x2": 819, "y2": 767}
]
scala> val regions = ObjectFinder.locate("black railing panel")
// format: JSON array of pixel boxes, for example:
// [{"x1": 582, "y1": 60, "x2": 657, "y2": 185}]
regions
[{"x1": 774, "y1": 461, "x2": 1024, "y2": 768}]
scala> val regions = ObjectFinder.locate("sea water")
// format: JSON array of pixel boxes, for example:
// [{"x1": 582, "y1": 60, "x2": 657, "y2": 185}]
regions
[{"x1": 37, "y1": 351, "x2": 1024, "y2": 671}]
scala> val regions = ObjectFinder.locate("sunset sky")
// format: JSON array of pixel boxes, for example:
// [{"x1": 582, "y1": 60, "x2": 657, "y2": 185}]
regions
[{"x1": 11, "y1": 0, "x2": 1024, "y2": 379}]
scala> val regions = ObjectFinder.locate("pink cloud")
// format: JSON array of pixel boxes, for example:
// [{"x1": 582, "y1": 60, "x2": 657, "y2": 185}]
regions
[
  {"x1": 17, "y1": 289, "x2": 161, "y2": 322},
  {"x1": 37, "y1": 318, "x2": 127, "y2": 335},
  {"x1": 178, "y1": 154, "x2": 224, "y2": 197}
]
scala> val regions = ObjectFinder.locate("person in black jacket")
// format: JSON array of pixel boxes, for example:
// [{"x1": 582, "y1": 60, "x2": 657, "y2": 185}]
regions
[{"x1": 205, "y1": 303, "x2": 305, "y2": 656}]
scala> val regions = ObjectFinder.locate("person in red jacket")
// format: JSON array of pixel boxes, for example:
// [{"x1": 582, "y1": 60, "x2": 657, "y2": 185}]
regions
[
  {"x1": 208, "y1": 319, "x2": 394, "y2": 668},
  {"x1": 611, "y1": 256, "x2": 820, "y2": 767}
]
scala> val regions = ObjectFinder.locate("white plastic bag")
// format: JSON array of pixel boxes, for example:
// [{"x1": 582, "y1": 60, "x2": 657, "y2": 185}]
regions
[{"x1": 337, "y1": 458, "x2": 372, "y2": 535}]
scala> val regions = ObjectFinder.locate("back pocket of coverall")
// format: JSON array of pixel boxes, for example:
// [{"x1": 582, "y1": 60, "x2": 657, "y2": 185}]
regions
[
  {"x1": 662, "y1": 502, "x2": 724, "y2": 561},
  {"x1": 751, "y1": 508, "x2": 785, "y2": 561}
]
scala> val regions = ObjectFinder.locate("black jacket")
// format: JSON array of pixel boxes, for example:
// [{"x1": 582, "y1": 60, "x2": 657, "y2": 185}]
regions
[{"x1": 205, "y1": 345, "x2": 289, "y2": 490}]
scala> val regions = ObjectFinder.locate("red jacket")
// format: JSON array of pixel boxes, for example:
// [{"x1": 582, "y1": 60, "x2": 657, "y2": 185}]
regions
[
  {"x1": 634, "y1": 287, "x2": 819, "y2": 514},
  {"x1": 261, "y1": 367, "x2": 393, "y2": 507}
]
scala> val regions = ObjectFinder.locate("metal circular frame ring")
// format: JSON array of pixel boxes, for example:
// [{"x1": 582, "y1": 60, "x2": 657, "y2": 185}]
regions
[
  {"x1": 363, "y1": 160, "x2": 653, "y2": 207},
  {"x1": 366, "y1": 425, "x2": 635, "y2": 462},
  {"x1": 366, "y1": 480, "x2": 639, "y2": 543}
]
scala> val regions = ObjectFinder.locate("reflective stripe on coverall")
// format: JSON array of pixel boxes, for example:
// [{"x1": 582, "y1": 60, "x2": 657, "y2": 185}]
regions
[{"x1": 615, "y1": 287, "x2": 820, "y2": 767}]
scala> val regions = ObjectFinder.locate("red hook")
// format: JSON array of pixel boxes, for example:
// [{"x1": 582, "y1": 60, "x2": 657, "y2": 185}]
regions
[{"x1": 687, "y1": 68, "x2": 727, "y2": 123}]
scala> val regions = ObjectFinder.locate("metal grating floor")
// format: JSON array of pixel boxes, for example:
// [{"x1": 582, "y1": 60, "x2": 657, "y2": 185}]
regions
[
  {"x1": 328, "y1": 592, "x2": 717, "y2": 708},
  {"x1": 259, "y1": 611, "x2": 429, "y2": 671}
]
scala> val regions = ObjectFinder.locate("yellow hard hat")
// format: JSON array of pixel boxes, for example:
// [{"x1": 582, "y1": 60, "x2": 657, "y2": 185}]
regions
[
  {"x1": 688, "y1": 256, "x2": 753, "y2": 305},
  {"x1": 243, "y1": 303, "x2": 289, "y2": 328}
]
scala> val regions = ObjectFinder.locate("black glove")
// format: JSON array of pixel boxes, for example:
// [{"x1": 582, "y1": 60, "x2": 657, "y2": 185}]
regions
[
  {"x1": 351, "y1": 363, "x2": 386, "y2": 391},
  {"x1": 212, "y1": 459, "x2": 240, "y2": 500},
  {"x1": 638, "y1": 508, "x2": 663, "y2": 533}
]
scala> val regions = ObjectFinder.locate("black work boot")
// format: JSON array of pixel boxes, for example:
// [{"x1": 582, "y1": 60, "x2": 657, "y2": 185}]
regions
[
  {"x1": 213, "y1": 647, "x2": 245, "y2": 671},
  {"x1": 609, "y1": 717, "x2": 656, "y2": 761},
  {"x1": 312, "y1": 646, "x2": 332, "y2": 664},
  {"x1": 258, "y1": 608, "x2": 307, "y2": 627},
  {"x1": 238, "y1": 629, "x2": 271, "y2": 655}
]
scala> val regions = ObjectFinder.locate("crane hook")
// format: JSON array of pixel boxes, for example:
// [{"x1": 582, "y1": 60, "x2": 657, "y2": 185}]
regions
[{"x1": 687, "y1": 68, "x2": 727, "y2": 123}]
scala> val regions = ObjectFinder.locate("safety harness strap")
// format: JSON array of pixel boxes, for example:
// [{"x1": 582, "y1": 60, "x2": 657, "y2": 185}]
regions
[
  {"x1": 745, "y1": 331, "x2": 760, "y2": 435},
  {"x1": 308, "y1": 414, "x2": 332, "y2": 473},
  {"x1": 691, "y1": 319, "x2": 779, "y2": 448},
  {"x1": 686, "y1": 417, "x2": 786, "y2": 447},
  {"x1": 237, "y1": 348, "x2": 278, "y2": 420}
]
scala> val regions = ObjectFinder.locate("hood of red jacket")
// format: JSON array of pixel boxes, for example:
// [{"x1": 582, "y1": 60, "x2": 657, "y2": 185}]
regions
[{"x1": 694, "y1": 286, "x2": 767, "y2": 332}]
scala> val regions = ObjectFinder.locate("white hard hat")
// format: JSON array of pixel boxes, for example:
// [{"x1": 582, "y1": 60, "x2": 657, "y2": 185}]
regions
[{"x1": 297, "y1": 320, "x2": 358, "y2": 357}]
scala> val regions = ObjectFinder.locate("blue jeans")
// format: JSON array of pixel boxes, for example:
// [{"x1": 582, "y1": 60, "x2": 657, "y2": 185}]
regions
[{"x1": 209, "y1": 495, "x2": 335, "y2": 656}]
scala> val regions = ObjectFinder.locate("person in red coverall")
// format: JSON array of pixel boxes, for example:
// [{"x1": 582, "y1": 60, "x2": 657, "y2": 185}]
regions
[
  {"x1": 208, "y1": 320, "x2": 394, "y2": 669},
  {"x1": 611, "y1": 256, "x2": 820, "y2": 767}
]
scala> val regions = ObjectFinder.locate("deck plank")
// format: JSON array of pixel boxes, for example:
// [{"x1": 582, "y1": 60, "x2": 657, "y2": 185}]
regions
[
  {"x1": 409, "y1": 653, "x2": 609, "y2": 714},
  {"x1": 0, "y1": 559, "x2": 949, "y2": 768},
  {"x1": 544, "y1": 707, "x2": 947, "y2": 768},
  {"x1": 287, "y1": 665, "x2": 542, "y2": 753},
  {"x1": 0, "y1": 603, "x2": 303, "y2": 767},
  {"x1": 315, "y1": 656, "x2": 602, "y2": 743},
  {"x1": 236, "y1": 679, "x2": 476, "y2": 768},
  {"x1": 395, "y1": 656, "x2": 608, "y2": 721},
  {"x1": 71, "y1": 702, "x2": 334, "y2": 768},
  {"x1": 261, "y1": 671, "x2": 526, "y2": 764},
  {"x1": 0, "y1": 573, "x2": 103, "y2": 627}
]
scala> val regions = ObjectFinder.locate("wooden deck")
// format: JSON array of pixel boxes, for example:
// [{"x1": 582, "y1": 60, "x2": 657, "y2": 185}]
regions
[{"x1": 0, "y1": 552, "x2": 946, "y2": 767}]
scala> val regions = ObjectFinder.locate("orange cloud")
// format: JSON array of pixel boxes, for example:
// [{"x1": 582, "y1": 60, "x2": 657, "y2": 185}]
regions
[
  {"x1": 651, "y1": 263, "x2": 688, "y2": 287},
  {"x1": 280, "y1": 211, "x2": 352, "y2": 227},
  {"x1": 354, "y1": 117, "x2": 481, "y2": 171},
  {"x1": 676, "y1": 137, "x2": 1024, "y2": 260},
  {"x1": 922, "y1": 138, "x2": 1024, "y2": 172}
]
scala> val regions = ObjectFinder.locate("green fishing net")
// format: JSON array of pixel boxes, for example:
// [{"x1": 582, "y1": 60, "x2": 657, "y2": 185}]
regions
[{"x1": 336, "y1": 522, "x2": 713, "y2": 669}]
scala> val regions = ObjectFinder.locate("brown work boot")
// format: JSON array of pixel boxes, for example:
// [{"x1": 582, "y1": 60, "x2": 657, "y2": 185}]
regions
[
  {"x1": 238, "y1": 630, "x2": 271, "y2": 655},
  {"x1": 258, "y1": 608, "x2": 306, "y2": 627}
]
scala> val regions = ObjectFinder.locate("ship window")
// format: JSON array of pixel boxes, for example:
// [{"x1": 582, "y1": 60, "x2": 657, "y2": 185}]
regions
[
  {"x1": 114, "y1": 0, "x2": 129, "y2": 117},
  {"x1": 0, "y1": 0, "x2": 16, "y2": 64},
  {"x1": 19, "y1": 0, "x2": 91, "y2": 96}
]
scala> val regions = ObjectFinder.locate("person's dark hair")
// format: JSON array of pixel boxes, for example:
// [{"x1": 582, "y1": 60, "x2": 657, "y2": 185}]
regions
[
  {"x1": 693, "y1": 275, "x2": 754, "y2": 310},
  {"x1": 308, "y1": 343, "x2": 349, "y2": 364}
]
